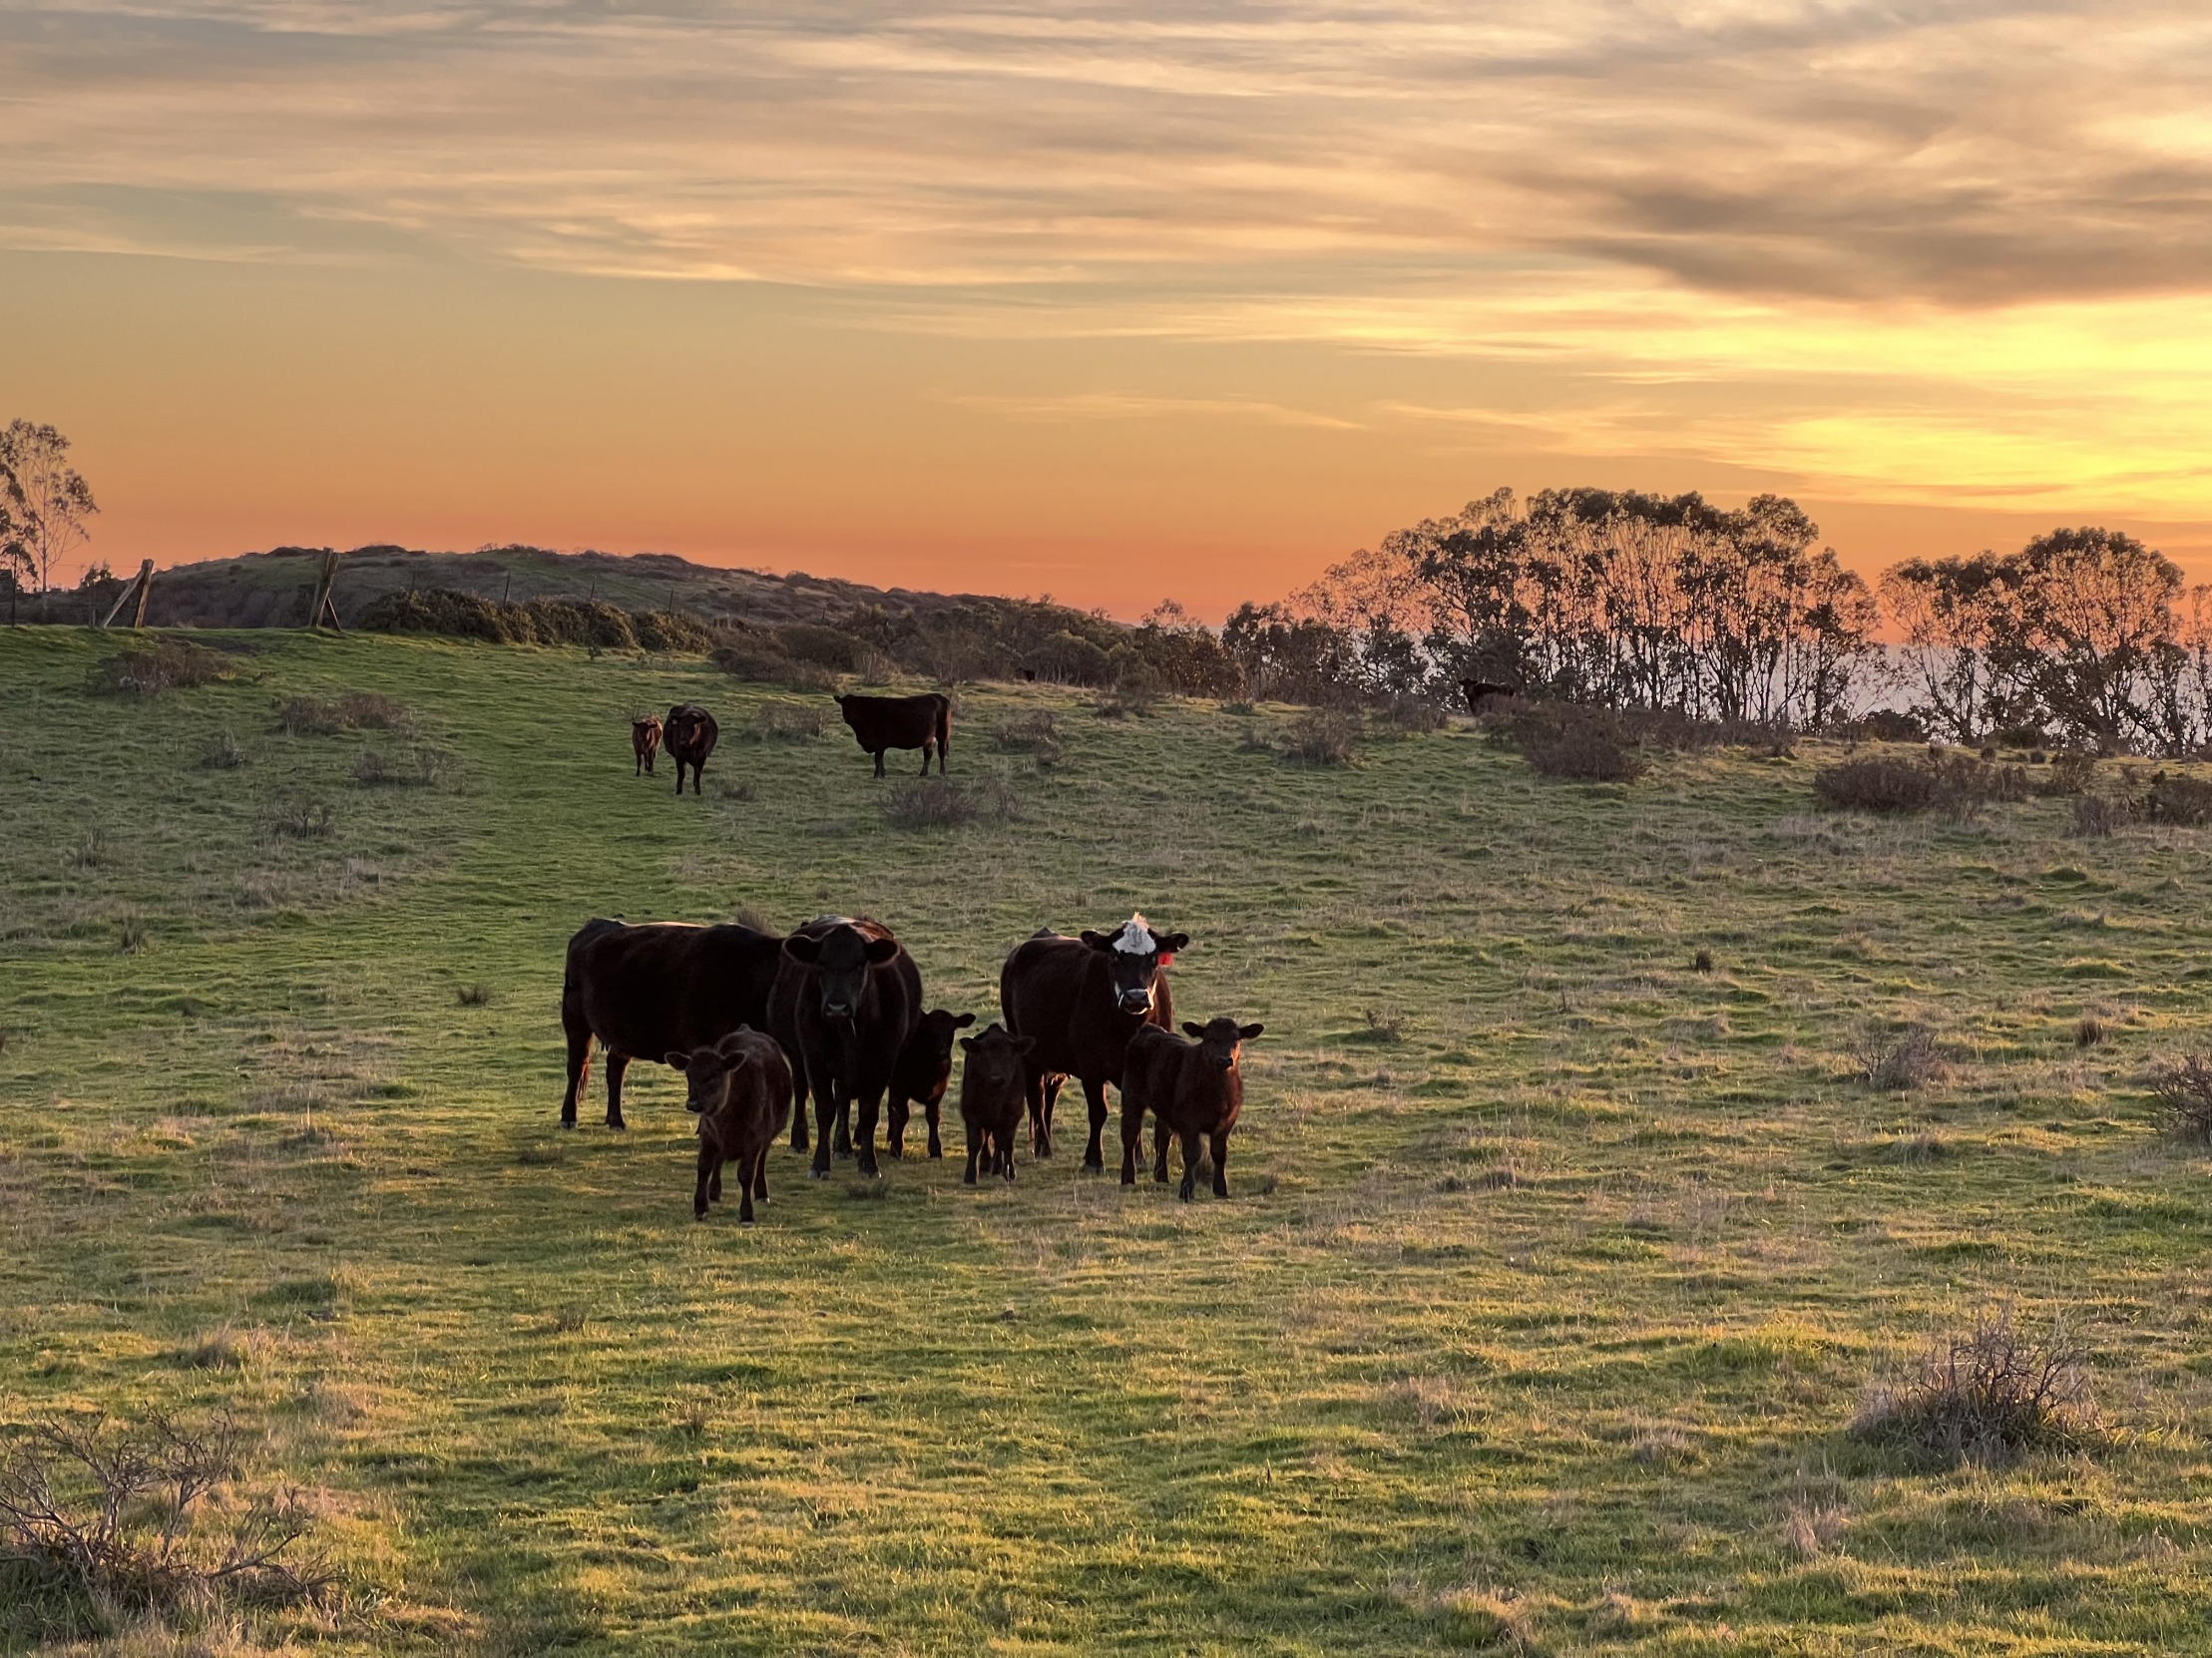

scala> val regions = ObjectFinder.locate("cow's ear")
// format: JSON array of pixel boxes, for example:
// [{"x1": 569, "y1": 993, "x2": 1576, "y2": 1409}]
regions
[
  {"x1": 1080, "y1": 930, "x2": 1110, "y2": 951},
  {"x1": 665, "y1": 1050, "x2": 691, "y2": 1071},
  {"x1": 959, "y1": 1036, "x2": 978, "y2": 1053},
  {"x1": 782, "y1": 934, "x2": 821, "y2": 964},
  {"x1": 1011, "y1": 1036, "x2": 1036, "y2": 1055},
  {"x1": 1238, "y1": 1023, "x2": 1265, "y2": 1040},
  {"x1": 953, "y1": 1012, "x2": 977, "y2": 1028},
  {"x1": 1156, "y1": 932, "x2": 1190, "y2": 955},
  {"x1": 1181, "y1": 1022, "x2": 1204, "y2": 1038},
  {"x1": 717, "y1": 1030, "x2": 750, "y2": 1054},
  {"x1": 863, "y1": 936, "x2": 901, "y2": 965}
]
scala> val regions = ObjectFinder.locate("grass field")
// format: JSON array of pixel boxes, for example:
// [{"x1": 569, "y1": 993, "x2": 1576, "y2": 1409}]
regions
[{"x1": 4, "y1": 626, "x2": 2212, "y2": 1656}]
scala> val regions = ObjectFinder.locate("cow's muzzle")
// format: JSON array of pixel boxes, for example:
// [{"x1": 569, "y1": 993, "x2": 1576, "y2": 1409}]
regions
[{"x1": 1117, "y1": 990, "x2": 1153, "y2": 1015}]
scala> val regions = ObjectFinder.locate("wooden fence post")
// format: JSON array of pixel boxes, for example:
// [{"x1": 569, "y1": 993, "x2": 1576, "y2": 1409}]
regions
[{"x1": 309, "y1": 548, "x2": 343, "y2": 632}]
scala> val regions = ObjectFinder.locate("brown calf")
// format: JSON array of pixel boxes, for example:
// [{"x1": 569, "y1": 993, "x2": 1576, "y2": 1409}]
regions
[
  {"x1": 668, "y1": 1027, "x2": 793, "y2": 1222},
  {"x1": 1119, "y1": 1018, "x2": 1263, "y2": 1200},
  {"x1": 632, "y1": 713, "x2": 663, "y2": 775},
  {"x1": 960, "y1": 1023, "x2": 1035, "y2": 1184},
  {"x1": 889, "y1": 1009, "x2": 976, "y2": 1159}
]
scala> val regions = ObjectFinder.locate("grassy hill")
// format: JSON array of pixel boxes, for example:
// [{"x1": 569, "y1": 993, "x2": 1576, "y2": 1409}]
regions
[
  {"x1": 68, "y1": 545, "x2": 1028, "y2": 631},
  {"x1": 4, "y1": 628, "x2": 2212, "y2": 1655}
]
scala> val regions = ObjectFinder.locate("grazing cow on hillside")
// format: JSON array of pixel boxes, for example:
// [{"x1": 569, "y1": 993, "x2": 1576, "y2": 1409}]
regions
[
  {"x1": 769, "y1": 916, "x2": 920, "y2": 1178},
  {"x1": 664, "y1": 702, "x2": 719, "y2": 795},
  {"x1": 632, "y1": 713, "x2": 663, "y2": 776},
  {"x1": 834, "y1": 692, "x2": 951, "y2": 777},
  {"x1": 1121, "y1": 1017, "x2": 1262, "y2": 1200},
  {"x1": 959, "y1": 1023, "x2": 1035, "y2": 1184},
  {"x1": 999, "y1": 913, "x2": 1188, "y2": 1172},
  {"x1": 888, "y1": 1009, "x2": 975, "y2": 1159},
  {"x1": 1460, "y1": 679, "x2": 1520, "y2": 713},
  {"x1": 669, "y1": 1027, "x2": 792, "y2": 1222},
  {"x1": 559, "y1": 917, "x2": 783, "y2": 1129}
]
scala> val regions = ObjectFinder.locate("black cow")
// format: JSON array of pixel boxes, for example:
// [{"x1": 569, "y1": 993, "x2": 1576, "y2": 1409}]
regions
[
  {"x1": 768, "y1": 916, "x2": 920, "y2": 1178},
  {"x1": 834, "y1": 692, "x2": 951, "y2": 777},
  {"x1": 1460, "y1": 679, "x2": 1520, "y2": 713},
  {"x1": 665, "y1": 702, "x2": 719, "y2": 795},
  {"x1": 959, "y1": 1023, "x2": 1035, "y2": 1184},
  {"x1": 888, "y1": 1009, "x2": 975, "y2": 1159},
  {"x1": 999, "y1": 913, "x2": 1187, "y2": 1172},
  {"x1": 1120, "y1": 1017, "x2": 1262, "y2": 1200},
  {"x1": 559, "y1": 917, "x2": 783, "y2": 1128}
]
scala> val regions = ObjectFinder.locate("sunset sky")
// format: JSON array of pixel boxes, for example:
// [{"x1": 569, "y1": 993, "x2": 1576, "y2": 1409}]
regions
[{"x1": 7, "y1": 1, "x2": 2212, "y2": 618}]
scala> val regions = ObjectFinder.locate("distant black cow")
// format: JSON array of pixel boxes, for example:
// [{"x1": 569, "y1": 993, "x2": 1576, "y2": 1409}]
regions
[
  {"x1": 632, "y1": 713, "x2": 663, "y2": 776},
  {"x1": 959, "y1": 1023, "x2": 1035, "y2": 1184},
  {"x1": 999, "y1": 913, "x2": 1187, "y2": 1172},
  {"x1": 670, "y1": 1026, "x2": 792, "y2": 1223},
  {"x1": 1121, "y1": 1017, "x2": 1262, "y2": 1200},
  {"x1": 768, "y1": 916, "x2": 921, "y2": 1178},
  {"x1": 664, "y1": 702, "x2": 719, "y2": 795},
  {"x1": 888, "y1": 1009, "x2": 975, "y2": 1159},
  {"x1": 834, "y1": 692, "x2": 951, "y2": 777},
  {"x1": 1460, "y1": 679, "x2": 1521, "y2": 713},
  {"x1": 559, "y1": 917, "x2": 783, "y2": 1128}
]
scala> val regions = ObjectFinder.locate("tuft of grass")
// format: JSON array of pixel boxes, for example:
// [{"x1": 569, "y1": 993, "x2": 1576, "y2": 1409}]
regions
[
  {"x1": 1693, "y1": 948, "x2": 1714, "y2": 974},
  {"x1": 1378, "y1": 696, "x2": 1449, "y2": 736},
  {"x1": 68, "y1": 828, "x2": 115, "y2": 870},
  {"x1": 2072, "y1": 794, "x2": 2139, "y2": 837},
  {"x1": 197, "y1": 729, "x2": 246, "y2": 770},
  {"x1": 992, "y1": 708, "x2": 1061, "y2": 766},
  {"x1": 879, "y1": 774, "x2": 1022, "y2": 831},
  {"x1": 116, "y1": 914, "x2": 148, "y2": 955},
  {"x1": 86, "y1": 639, "x2": 233, "y2": 696},
  {"x1": 2076, "y1": 1015, "x2": 2107, "y2": 1048},
  {"x1": 1852, "y1": 1310, "x2": 2099, "y2": 1467},
  {"x1": 457, "y1": 983, "x2": 491, "y2": 1008},
  {"x1": 2144, "y1": 771, "x2": 2212, "y2": 826},
  {"x1": 263, "y1": 795, "x2": 335, "y2": 840},
  {"x1": 2149, "y1": 1053, "x2": 2212, "y2": 1141}
]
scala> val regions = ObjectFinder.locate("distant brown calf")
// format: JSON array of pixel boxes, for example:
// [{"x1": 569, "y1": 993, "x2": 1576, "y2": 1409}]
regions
[
  {"x1": 960, "y1": 1023, "x2": 1036, "y2": 1184},
  {"x1": 1120, "y1": 1017, "x2": 1263, "y2": 1200},
  {"x1": 632, "y1": 714, "x2": 663, "y2": 775},
  {"x1": 668, "y1": 1027, "x2": 792, "y2": 1223}
]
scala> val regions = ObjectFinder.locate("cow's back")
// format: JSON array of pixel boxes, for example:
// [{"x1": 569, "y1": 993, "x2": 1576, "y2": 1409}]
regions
[
  {"x1": 1002, "y1": 932, "x2": 1132, "y2": 1081},
  {"x1": 570, "y1": 920, "x2": 779, "y2": 1058}
]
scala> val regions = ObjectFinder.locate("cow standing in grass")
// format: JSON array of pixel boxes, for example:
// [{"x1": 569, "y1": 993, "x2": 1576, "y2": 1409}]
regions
[
  {"x1": 632, "y1": 713, "x2": 663, "y2": 776},
  {"x1": 999, "y1": 913, "x2": 1187, "y2": 1172},
  {"x1": 664, "y1": 702, "x2": 718, "y2": 795},
  {"x1": 960, "y1": 1023, "x2": 1035, "y2": 1184},
  {"x1": 888, "y1": 1009, "x2": 975, "y2": 1159},
  {"x1": 769, "y1": 917, "x2": 920, "y2": 1178},
  {"x1": 559, "y1": 917, "x2": 783, "y2": 1129},
  {"x1": 1121, "y1": 1017, "x2": 1262, "y2": 1199},
  {"x1": 834, "y1": 692, "x2": 951, "y2": 777},
  {"x1": 669, "y1": 1027, "x2": 792, "y2": 1222}
]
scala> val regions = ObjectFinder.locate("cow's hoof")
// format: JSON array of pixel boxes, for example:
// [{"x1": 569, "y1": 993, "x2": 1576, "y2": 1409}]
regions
[
  {"x1": 561, "y1": 1120, "x2": 577, "y2": 1131},
  {"x1": 1082, "y1": 1158, "x2": 1104, "y2": 1174},
  {"x1": 886, "y1": 1146, "x2": 904, "y2": 1160},
  {"x1": 809, "y1": 1167, "x2": 831, "y2": 1181},
  {"x1": 694, "y1": 1210, "x2": 707, "y2": 1222}
]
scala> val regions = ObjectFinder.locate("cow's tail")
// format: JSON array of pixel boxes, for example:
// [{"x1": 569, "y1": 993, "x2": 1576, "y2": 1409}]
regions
[{"x1": 935, "y1": 696, "x2": 952, "y2": 770}]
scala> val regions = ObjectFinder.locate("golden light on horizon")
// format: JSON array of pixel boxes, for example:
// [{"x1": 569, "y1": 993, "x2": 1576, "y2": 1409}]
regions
[{"x1": 6, "y1": 1, "x2": 2212, "y2": 615}]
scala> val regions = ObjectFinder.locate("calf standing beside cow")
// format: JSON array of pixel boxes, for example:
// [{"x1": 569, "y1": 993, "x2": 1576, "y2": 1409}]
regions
[{"x1": 555, "y1": 909, "x2": 1263, "y2": 1218}]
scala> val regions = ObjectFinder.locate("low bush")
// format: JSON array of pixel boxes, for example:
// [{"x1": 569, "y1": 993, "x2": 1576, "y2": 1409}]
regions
[
  {"x1": 993, "y1": 709, "x2": 1061, "y2": 766},
  {"x1": 197, "y1": 730, "x2": 246, "y2": 770},
  {"x1": 87, "y1": 639, "x2": 233, "y2": 696},
  {"x1": 361, "y1": 588, "x2": 715, "y2": 652},
  {"x1": 1815, "y1": 752, "x2": 2027, "y2": 816},
  {"x1": 711, "y1": 640, "x2": 839, "y2": 691},
  {"x1": 753, "y1": 702, "x2": 831, "y2": 741},
  {"x1": 2039, "y1": 752, "x2": 2099, "y2": 796},
  {"x1": 1852, "y1": 1310, "x2": 2099, "y2": 1466},
  {"x1": 353, "y1": 745, "x2": 448, "y2": 788},
  {"x1": 2145, "y1": 770, "x2": 2212, "y2": 826},
  {"x1": 1285, "y1": 707, "x2": 1362, "y2": 766},
  {"x1": 275, "y1": 691, "x2": 410, "y2": 737},
  {"x1": 1504, "y1": 703, "x2": 1647, "y2": 782},
  {"x1": 2150, "y1": 1053, "x2": 2212, "y2": 1141},
  {"x1": 1855, "y1": 1024, "x2": 1947, "y2": 1090},
  {"x1": 264, "y1": 796, "x2": 336, "y2": 840},
  {"x1": 0, "y1": 1409, "x2": 337, "y2": 1642},
  {"x1": 879, "y1": 774, "x2": 1023, "y2": 831},
  {"x1": 2072, "y1": 794, "x2": 2138, "y2": 837},
  {"x1": 1378, "y1": 695, "x2": 1449, "y2": 737}
]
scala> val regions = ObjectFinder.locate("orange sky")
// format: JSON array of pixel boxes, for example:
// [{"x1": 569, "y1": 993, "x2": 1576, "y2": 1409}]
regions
[{"x1": 8, "y1": 3, "x2": 2212, "y2": 619}]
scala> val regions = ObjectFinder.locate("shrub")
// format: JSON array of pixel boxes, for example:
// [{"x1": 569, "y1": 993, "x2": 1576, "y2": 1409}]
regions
[
  {"x1": 274, "y1": 695, "x2": 343, "y2": 736},
  {"x1": 712, "y1": 640, "x2": 838, "y2": 691},
  {"x1": 2039, "y1": 752, "x2": 2099, "y2": 796},
  {"x1": 197, "y1": 730, "x2": 245, "y2": 770},
  {"x1": 632, "y1": 610, "x2": 717, "y2": 653},
  {"x1": 352, "y1": 749, "x2": 390, "y2": 787},
  {"x1": 1505, "y1": 703, "x2": 1647, "y2": 782},
  {"x1": 1839, "y1": 708, "x2": 1927, "y2": 743},
  {"x1": 2149, "y1": 1053, "x2": 2212, "y2": 1141},
  {"x1": 1285, "y1": 707, "x2": 1362, "y2": 767},
  {"x1": 274, "y1": 691, "x2": 409, "y2": 736},
  {"x1": 2071, "y1": 794, "x2": 2138, "y2": 837},
  {"x1": 754, "y1": 702, "x2": 830, "y2": 741},
  {"x1": 2145, "y1": 771, "x2": 2212, "y2": 826},
  {"x1": 1855, "y1": 1024, "x2": 1946, "y2": 1090},
  {"x1": 335, "y1": 690, "x2": 408, "y2": 729},
  {"x1": 1814, "y1": 753, "x2": 2026, "y2": 816},
  {"x1": 0, "y1": 1410, "x2": 337, "y2": 1639},
  {"x1": 2075, "y1": 1016, "x2": 2107, "y2": 1048},
  {"x1": 1236, "y1": 724, "x2": 1273, "y2": 755},
  {"x1": 993, "y1": 709, "x2": 1061, "y2": 766},
  {"x1": 1379, "y1": 695, "x2": 1449, "y2": 736},
  {"x1": 879, "y1": 774, "x2": 1023, "y2": 831},
  {"x1": 265, "y1": 796, "x2": 335, "y2": 840},
  {"x1": 1851, "y1": 1310, "x2": 2098, "y2": 1466},
  {"x1": 457, "y1": 983, "x2": 492, "y2": 1008},
  {"x1": 86, "y1": 639, "x2": 233, "y2": 696}
]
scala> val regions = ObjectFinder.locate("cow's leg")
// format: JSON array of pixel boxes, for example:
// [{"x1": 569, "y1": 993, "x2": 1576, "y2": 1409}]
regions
[
  {"x1": 925, "y1": 1094, "x2": 943, "y2": 1159},
  {"x1": 834, "y1": 1095, "x2": 853, "y2": 1157},
  {"x1": 1153, "y1": 1119, "x2": 1171, "y2": 1184},
  {"x1": 1119, "y1": 1096, "x2": 1143, "y2": 1185},
  {"x1": 1178, "y1": 1130, "x2": 1202, "y2": 1201},
  {"x1": 709, "y1": 1158, "x2": 723, "y2": 1202},
  {"x1": 1002, "y1": 1129, "x2": 1016, "y2": 1182},
  {"x1": 1209, "y1": 1131, "x2": 1230, "y2": 1197},
  {"x1": 789, "y1": 1063, "x2": 812, "y2": 1151},
  {"x1": 887, "y1": 1092, "x2": 910, "y2": 1159},
  {"x1": 1080, "y1": 1076, "x2": 1111, "y2": 1172},
  {"x1": 561, "y1": 1026, "x2": 593, "y2": 1128},
  {"x1": 919, "y1": 741, "x2": 932, "y2": 777},
  {"x1": 855, "y1": 1088, "x2": 884, "y2": 1178},
  {"x1": 752, "y1": 1147, "x2": 770, "y2": 1204},
  {"x1": 605, "y1": 1051, "x2": 631, "y2": 1129},
  {"x1": 694, "y1": 1142, "x2": 716, "y2": 1221},
  {"x1": 809, "y1": 1083, "x2": 838, "y2": 1178},
  {"x1": 963, "y1": 1121, "x2": 981, "y2": 1185}
]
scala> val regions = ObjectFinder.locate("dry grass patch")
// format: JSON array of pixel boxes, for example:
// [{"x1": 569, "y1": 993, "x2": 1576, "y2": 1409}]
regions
[{"x1": 1852, "y1": 1309, "x2": 2100, "y2": 1467}]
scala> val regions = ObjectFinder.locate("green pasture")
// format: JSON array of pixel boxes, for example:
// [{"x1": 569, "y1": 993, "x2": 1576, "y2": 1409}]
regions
[{"x1": 3, "y1": 627, "x2": 2211, "y2": 1655}]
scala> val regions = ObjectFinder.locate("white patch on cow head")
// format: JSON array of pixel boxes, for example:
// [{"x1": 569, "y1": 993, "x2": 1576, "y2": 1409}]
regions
[{"x1": 1113, "y1": 913, "x2": 1153, "y2": 955}]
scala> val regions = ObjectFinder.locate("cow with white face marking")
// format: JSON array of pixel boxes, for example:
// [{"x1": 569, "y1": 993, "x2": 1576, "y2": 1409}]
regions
[{"x1": 997, "y1": 913, "x2": 1188, "y2": 1172}]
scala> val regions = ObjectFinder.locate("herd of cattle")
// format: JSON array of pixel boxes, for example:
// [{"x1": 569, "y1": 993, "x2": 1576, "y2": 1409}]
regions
[{"x1": 561, "y1": 912, "x2": 1261, "y2": 1220}]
